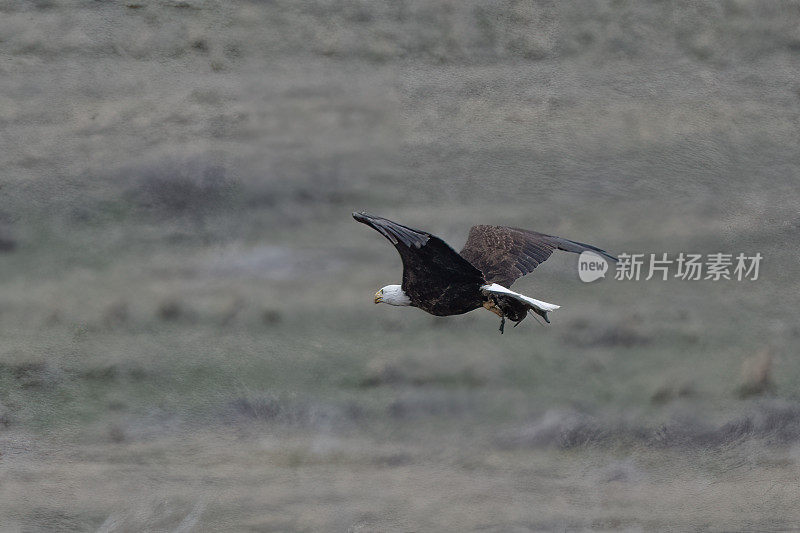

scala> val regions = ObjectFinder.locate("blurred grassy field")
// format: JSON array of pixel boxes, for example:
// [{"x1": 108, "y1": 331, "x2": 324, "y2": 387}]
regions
[{"x1": 1, "y1": 0, "x2": 800, "y2": 530}]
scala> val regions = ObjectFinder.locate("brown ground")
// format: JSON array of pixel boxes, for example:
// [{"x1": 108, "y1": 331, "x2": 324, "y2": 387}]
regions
[{"x1": 2, "y1": 1, "x2": 800, "y2": 530}]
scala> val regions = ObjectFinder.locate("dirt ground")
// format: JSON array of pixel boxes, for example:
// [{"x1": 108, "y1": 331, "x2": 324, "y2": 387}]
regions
[{"x1": 1, "y1": 1, "x2": 800, "y2": 531}]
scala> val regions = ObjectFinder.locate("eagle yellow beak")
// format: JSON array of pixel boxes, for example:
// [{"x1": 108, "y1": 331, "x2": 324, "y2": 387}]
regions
[{"x1": 374, "y1": 290, "x2": 383, "y2": 304}]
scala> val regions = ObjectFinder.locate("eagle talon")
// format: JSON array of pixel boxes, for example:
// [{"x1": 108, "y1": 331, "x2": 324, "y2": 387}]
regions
[{"x1": 499, "y1": 316, "x2": 506, "y2": 334}]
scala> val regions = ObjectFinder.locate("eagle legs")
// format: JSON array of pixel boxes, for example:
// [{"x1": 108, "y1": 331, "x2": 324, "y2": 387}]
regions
[
  {"x1": 482, "y1": 299, "x2": 506, "y2": 334},
  {"x1": 482, "y1": 295, "x2": 531, "y2": 334}
]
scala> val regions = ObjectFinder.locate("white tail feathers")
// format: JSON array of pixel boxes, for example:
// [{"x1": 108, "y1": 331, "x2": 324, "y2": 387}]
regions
[{"x1": 480, "y1": 283, "x2": 560, "y2": 313}]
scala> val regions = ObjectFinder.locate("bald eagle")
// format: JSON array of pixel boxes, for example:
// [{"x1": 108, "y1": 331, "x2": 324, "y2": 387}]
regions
[{"x1": 353, "y1": 212, "x2": 616, "y2": 333}]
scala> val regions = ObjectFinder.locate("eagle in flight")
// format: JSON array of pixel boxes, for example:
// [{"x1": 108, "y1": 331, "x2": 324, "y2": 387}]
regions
[{"x1": 353, "y1": 212, "x2": 616, "y2": 333}]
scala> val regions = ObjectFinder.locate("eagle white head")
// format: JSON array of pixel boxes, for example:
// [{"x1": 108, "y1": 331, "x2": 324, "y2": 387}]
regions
[{"x1": 374, "y1": 284, "x2": 412, "y2": 306}]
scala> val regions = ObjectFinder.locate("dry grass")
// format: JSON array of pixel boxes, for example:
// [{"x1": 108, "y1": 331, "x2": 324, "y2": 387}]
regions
[
  {"x1": 738, "y1": 348, "x2": 775, "y2": 398},
  {"x1": 2, "y1": 428, "x2": 800, "y2": 531},
  {"x1": 2, "y1": 0, "x2": 800, "y2": 530}
]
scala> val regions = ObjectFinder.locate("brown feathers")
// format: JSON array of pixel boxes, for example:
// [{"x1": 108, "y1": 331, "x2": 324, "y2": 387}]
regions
[{"x1": 460, "y1": 225, "x2": 617, "y2": 287}]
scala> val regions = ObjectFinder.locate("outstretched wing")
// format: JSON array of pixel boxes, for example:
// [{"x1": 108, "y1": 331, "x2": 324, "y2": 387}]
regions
[
  {"x1": 352, "y1": 212, "x2": 485, "y2": 294},
  {"x1": 459, "y1": 225, "x2": 617, "y2": 287}
]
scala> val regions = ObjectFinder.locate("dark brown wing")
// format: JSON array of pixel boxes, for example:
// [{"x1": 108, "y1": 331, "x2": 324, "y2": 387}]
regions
[
  {"x1": 353, "y1": 212, "x2": 485, "y2": 295},
  {"x1": 459, "y1": 225, "x2": 617, "y2": 287}
]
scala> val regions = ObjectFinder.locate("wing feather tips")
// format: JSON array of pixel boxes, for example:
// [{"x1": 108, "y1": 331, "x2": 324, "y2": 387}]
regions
[
  {"x1": 513, "y1": 228, "x2": 616, "y2": 263},
  {"x1": 352, "y1": 212, "x2": 430, "y2": 249},
  {"x1": 559, "y1": 237, "x2": 618, "y2": 262},
  {"x1": 352, "y1": 211, "x2": 371, "y2": 224}
]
